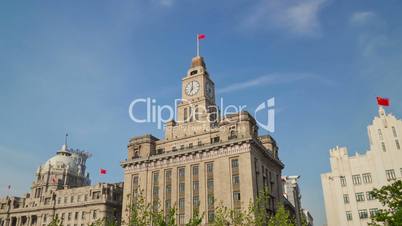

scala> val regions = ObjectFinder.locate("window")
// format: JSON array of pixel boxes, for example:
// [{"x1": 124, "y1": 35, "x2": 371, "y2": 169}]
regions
[
  {"x1": 352, "y1": 175, "x2": 361, "y2": 185},
  {"x1": 378, "y1": 129, "x2": 383, "y2": 140},
  {"x1": 84, "y1": 194, "x2": 88, "y2": 201},
  {"x1": 362, "y1": 173, "x2": 372, "y2": 183},
  {"x1": 81, "y1": 212, "x2": 85, "y2": 220},
  {"x1": 74, "y1": 212, "x2": 78, "y2": 220},
  {"x1": 189, "y1": 106, "x2": 193, "y2": 122},
  {"x1": 68, "y1": 213, "x2": 71, "y2": 221},
  {"x1": 179, "y1": 198, "x2": 185, "y2": 210},
  {"x1": 92, "y1": 191, "x2": 100, "y2": 199},
  {"x1": 93, "y1": 210, "x2": 97, "y2": 219},
  {"x1": 207, "y1": 163, "x2": 213, "y2": 173},
  {"x1": 392, "y1": 126, "x2": 397, "y2": 137},
  {"x1": 190, "y1": 70, "x2": 198, "y2": 75},
  {"x1": 386, "y1": 169, "x2": 396, "y2": 180},
  {"x1": 179, "y1": 214, "x2": 185, "y2": 224},
  {"x1": 153, "y1": 187, "x2": 159, "y2": 196},
  {"x1": 396, "y1": 140, "x2": 400, "y2": 150},
  {"x1": 166, "y1": 185, "x2": 172, "y2": 193},
  {"x1": 381, "y1": 142, "x2": 386, "y2": 152},
  {"x1": 233, "y1": 192, "x2": 241, "y2": 201},
  {"x1": 193, "y1": 196, "x2": 200, "y2": 207},
  {"x1": 70, "y1": 196, "x2": 74, "y2": 203},
  {"x1": 192, "y1": 166, "x2": 199, "y2": 176},
  {"x1": 343, "y1": 194, "x2": 349, "y2": 204},
  {"x1": 208, "y1": 194, "x2": 214, "y2": 206},
  {"x1": 211, "y1": 137, "x2": 220, "y2": 143},
  {"x1": 358, "y1": 209, "x2": 368, "y2": 219},
  {"x1": 346, "y1": 211, "x2": 353, "y2": 221},
  {"x1": 369, "y1": 208, "x2": 379, "y2": 217},
  {"x1": 184, "y1": 108, "x2": 188, "y2": 122},
  {"x1": 57, "y1": 197, "x2": 61, "y2": 204},
  {"x1": 193, "y1": 181, "x2": 199, "y2": 192},
  {"x1": 197, "y1": 141, "x2": 202, "y2": 146},
  {"x1": 178, "y1": 168, "x2": 185, "y2": 177},
  {"x1": 356, "y1": 192, "x2": 365, "y2": 202},
  {"x1": 62, "y1": 213, "x2": 65, "y2": 220},
  {"x1": 195, "y1": 105, "x2": 199, "y2": 121},
  {"x1": 189, "y1": 143, "x2": 193, "y2": 148},
  {"x1": 232, "y1": 175, "x2": 240, "y2": 185},
  {"x1": 340, "y1": 176, "x2": 347, "y2": 187},
  {"x1": 77, "y1": 195, "x2": 81, "y2": 202},
  {"x1": 180, "y1": 145, "x2": 184, "y2": 150},
  {"x1": 208, "y1": 211, "x2": 215, "y2": 223},
  {"x1": 366, "y1": 192, "x2": 375, "y2": 200},
  {"x1": 207, "y1": 179, "x2": 214, "y2": 189},
  {"x1": 179, "y1": 183, "x2": 185, "y2": 193},
  {"x1": 231, "y1": 159, "x2": 239, "y2": 168},
  {"x1": 64, "y1": 197, "x2": 68, "y2": 203},
  {"x1": 165, "y1": 200, "x2": 171, "y2": 210},
  {"x1": 153, "y1": 172, "x2": 159, "y2": 182},
  {"x1": 156, "y1": 148, "x2": 163, "y2": 154}
]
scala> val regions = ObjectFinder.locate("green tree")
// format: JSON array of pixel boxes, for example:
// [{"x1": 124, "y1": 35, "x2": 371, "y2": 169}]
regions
[
  {"x1": 212, "y1": 204, "x2": 248, "y2": 226},
  {"x1": 248, "y1": 188, "x2": 270, "y2": 226},
  {"x1": 47, "y1": 217, "x2": 63, "y2": 226},
  {"x1": 369, "y1": 180, "x2": 402, "y2": 226},
  {"x1": 212, "y1": 189, "x2": 294, "y2": 226},
  {"x1": 186, "y1": 208, "x2": 204, "y2": 226},
  {"x1": 125, "y1": 187, "x2": 202, "y2": 226},
  {"x1": 267, "y1": 205, "x2": 294, "y2": 226}
]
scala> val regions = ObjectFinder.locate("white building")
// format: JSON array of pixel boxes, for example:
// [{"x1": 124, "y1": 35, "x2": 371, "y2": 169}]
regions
[
  {"x1": 321, "y1": 106, "x2": 402, "y2": 226},
  {"x1": 282, "y1": 176, "x2": 302, "y2": 226}
]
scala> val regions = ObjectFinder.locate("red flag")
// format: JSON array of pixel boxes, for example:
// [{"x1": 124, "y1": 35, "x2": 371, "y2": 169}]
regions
[
  {"x1": 197, "y1": 34, "x2": 206, "y2": 40},
  {"x1": 100, "y1": 168, "x2": 107, "y2": 175},
  {"x1": 377, "y1": 96, "x2": 390, "y2": 106}
]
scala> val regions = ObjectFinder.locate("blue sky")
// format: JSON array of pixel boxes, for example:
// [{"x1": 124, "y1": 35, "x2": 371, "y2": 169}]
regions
[{"x1": 1, "y1": 0, "x2": 402, "y2": 225}]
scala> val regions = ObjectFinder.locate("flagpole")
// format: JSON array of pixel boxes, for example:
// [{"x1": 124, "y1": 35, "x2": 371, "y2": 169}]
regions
[{"x1": 196, "y1": 34, "x2": 199, "y2": 56}]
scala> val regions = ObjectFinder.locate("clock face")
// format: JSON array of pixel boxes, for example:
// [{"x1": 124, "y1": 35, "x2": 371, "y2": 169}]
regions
[
  {"x1": 185, "y1": 80, "x2": 200, "y2": 96},
  {"x1": 206, "y1": 83, "x2": 214, "y2": 98}
]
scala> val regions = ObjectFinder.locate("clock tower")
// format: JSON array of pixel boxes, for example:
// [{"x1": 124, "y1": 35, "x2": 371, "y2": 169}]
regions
[{"x1": 177, "y1": 56, "x2": 217, "y2": 125}]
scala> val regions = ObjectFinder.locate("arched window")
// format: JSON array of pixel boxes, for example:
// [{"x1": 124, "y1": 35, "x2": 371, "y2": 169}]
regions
[
  {"x1": 195, "y1": 105, "x2": 199, "y2": 121},
  {"x1": 183, "y1": 108, "x2": 188, "y2": 122}
]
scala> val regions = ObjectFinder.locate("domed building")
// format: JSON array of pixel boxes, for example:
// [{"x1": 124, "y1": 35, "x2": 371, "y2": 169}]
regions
[{"x1": 0, "y1": 144, "x2": 123, "y2": 226}]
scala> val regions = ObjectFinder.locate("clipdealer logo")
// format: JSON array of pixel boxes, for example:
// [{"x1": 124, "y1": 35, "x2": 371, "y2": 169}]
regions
[{"x1": 128, "y1": 97, "x2": 275, "y2": 132}]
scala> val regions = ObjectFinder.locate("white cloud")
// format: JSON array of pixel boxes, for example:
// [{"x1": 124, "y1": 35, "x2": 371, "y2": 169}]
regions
[
  {"x1": 242, "y1": 0, "x2": 328, "y2": 37},
  {"x1": 350, "y1": 11, "x2": 376, "y2": 26},
  {"x1": 218, "y1": 73, "x2": 331, "y2": 94}
]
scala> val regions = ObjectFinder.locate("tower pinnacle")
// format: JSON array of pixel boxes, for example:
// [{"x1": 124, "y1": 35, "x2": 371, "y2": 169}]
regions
[{"x1": 191, "y1": 56, "x2": 206, "y2": 68}]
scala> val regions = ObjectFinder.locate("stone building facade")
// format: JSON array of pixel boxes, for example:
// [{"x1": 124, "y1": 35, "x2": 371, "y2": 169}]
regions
[
  {"x1": 321, "y1": 106, "x2": 402, "y2": 226},
  {"x1": 0, "y1": 145, "x2": 123, "y2": 226},
  {"x1": 121, "y1": 55, "x2": 284, "y2": 225}
]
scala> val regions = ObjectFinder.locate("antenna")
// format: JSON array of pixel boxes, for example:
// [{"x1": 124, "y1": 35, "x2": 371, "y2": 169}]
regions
[{"x1": 65, "y1": 133, "x2": 69, "y2": 148}]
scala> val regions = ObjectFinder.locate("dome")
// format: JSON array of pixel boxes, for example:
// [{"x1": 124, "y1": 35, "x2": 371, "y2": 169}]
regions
[{"x1": 38, "y1": 145, "x2": 81, "y2": 174}]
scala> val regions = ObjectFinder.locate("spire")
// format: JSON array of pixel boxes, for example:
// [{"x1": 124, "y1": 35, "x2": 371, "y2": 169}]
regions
[
  {"x1": 379, "y1": 106, "x2": 386, "y2": 117},
  {"x1": 57, "y1": 133, "x2": 71, "y2": 155},
  {"x1": 64, "y1": 133, "x2": 69, "y2": 149}
]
